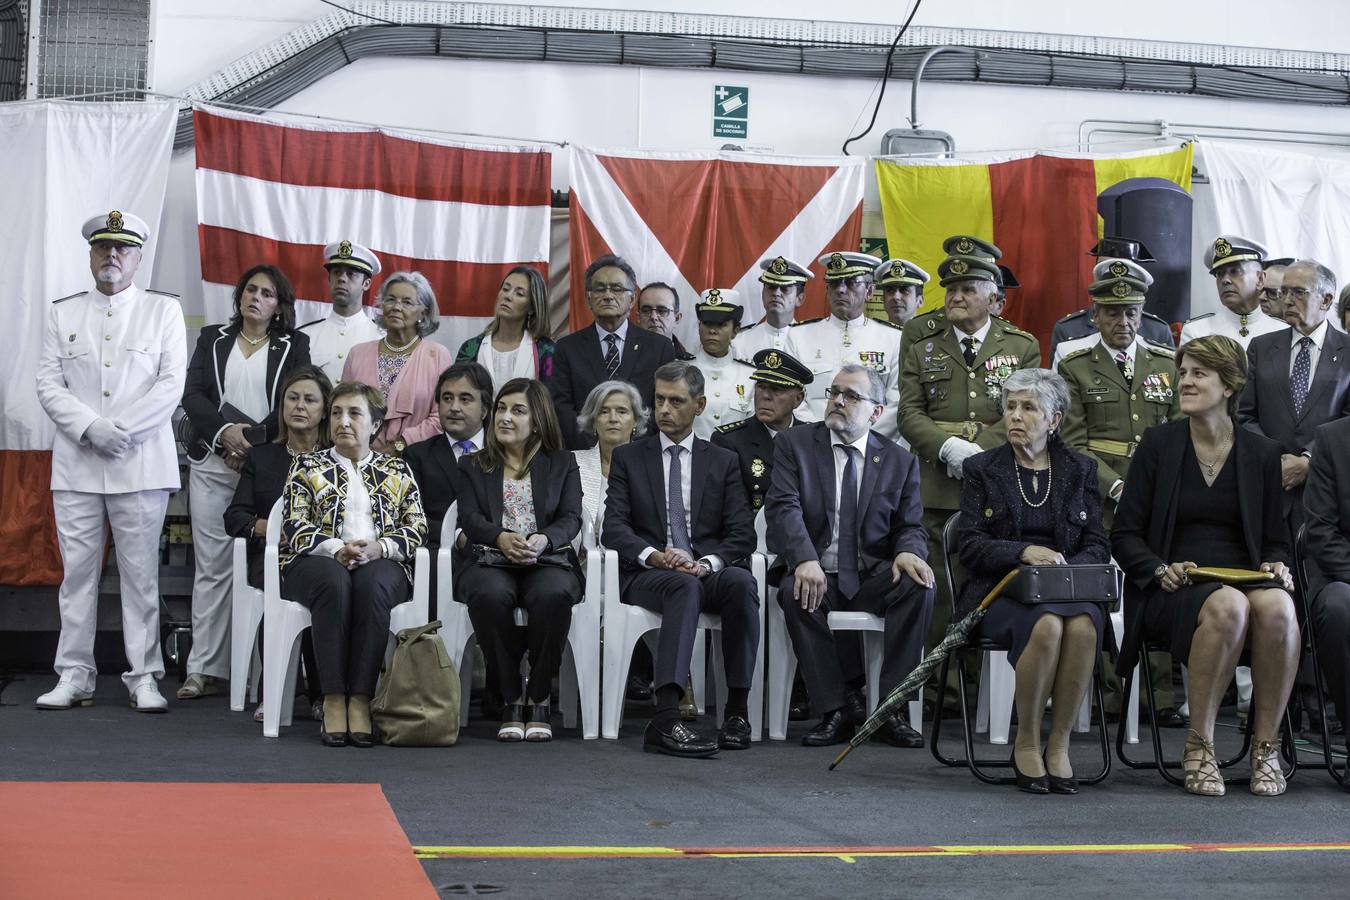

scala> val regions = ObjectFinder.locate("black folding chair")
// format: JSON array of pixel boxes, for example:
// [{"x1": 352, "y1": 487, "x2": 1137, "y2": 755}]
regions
[
  {"x1": 1293, "y1": 524, "x2": 1348, "y2": 786},
  {"x1": 930, "y1": 512, "x2": 1111, "y2": 785}
]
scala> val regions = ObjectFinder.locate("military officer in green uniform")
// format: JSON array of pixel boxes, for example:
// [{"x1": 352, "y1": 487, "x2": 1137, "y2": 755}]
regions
[
  {"x1": 899, "y1": 248, "x2": 1041, "y2": 658},
  {"x1": 712, "y1": 348, "x2": 811, "y2": 512},
  {"x1": 899, "y1": 235, "x2": 1004, "y2": 364},
  {"x1": 1058, "y1": 258, "x2": 1184, "y2": 724}
]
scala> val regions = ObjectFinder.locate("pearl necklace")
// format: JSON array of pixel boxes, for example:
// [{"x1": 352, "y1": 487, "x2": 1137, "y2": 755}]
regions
[
  {"x1": 1015, "y1": 459, "x2": 1052, "y2": 508},
  {"x1": 382, "y1": 334, "x2": 419, "y2": 353},
  {"x1": 240, "y1": 330, "x2": 269, "y2": 347}
]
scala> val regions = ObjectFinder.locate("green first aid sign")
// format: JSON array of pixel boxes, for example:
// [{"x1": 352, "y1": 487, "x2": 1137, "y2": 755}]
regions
[{"x1": 713, "y1": 85, "x2": 748, "y2": 139}]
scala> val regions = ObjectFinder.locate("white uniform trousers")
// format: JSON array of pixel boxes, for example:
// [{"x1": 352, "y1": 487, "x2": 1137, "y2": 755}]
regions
[
  {"x1": 52, "y1": 489, "x2": 170, "y2": 692},
  {"x1": 185, "y1": 453, "x2": 242, "y2": 679}
]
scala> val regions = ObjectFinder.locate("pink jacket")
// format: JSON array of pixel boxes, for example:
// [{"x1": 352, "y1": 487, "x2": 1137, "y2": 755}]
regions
[{"x1": 341, "y1": 339, "x2": 454, "y2": 452}]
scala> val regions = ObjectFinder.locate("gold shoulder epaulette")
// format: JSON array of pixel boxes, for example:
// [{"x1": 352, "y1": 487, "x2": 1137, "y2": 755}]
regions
[
  {"x1": 791, "y1": 316, "x2": 825, "y2": 327},
  {"x1": 52, "y1": 291, "x2": 86, "y2": 304},
  {"x1": 715, "y1": 418, "x2": 752, "y2": 434}
]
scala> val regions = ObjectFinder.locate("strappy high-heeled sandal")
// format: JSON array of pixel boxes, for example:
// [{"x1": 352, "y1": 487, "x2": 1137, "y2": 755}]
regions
[
  {"x1": 1183, "y1": 729, "x2": 1225, "y2": 797},
  {"x1": 1249, "y1": 738, "x2": 1287, "y2": 797}
]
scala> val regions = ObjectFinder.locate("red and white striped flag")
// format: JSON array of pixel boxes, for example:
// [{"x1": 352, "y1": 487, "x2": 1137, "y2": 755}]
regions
[
  {"x1": 569, "y1": 146, "x2": 865, "y2": 344},
  {"x1": 193, "y1": 107, "x2": 551, "y2": 355}
]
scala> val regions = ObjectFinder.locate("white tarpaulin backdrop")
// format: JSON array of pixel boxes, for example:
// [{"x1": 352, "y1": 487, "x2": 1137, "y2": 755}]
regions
[
  {"x1": 0, "y1": 100, "x2": 177, "y2": 450},
  {"x1": 1202, "y1": 139, "x2": 1350, "y2": 326}
]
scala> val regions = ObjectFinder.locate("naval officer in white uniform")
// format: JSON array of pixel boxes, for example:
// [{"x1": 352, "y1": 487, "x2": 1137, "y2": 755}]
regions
[
  {"x1": 731, "y1": 255, "x2": 813, "y2": 359},
  {"x1": 34, "y1": 210, "x2": 187, "y2": 712},
  {"x1": 1180, "y1": 235, "x2": 1287, "y2": 350},
  {"x1": 300, "y1": 240, "x2": 383, "y2": 383},
  {"x1": 690, "y1": 289, "x2": 755, "y2": 439},
  {"x1": 785, "y1": 251, "x2": 904, "y2": 441}
]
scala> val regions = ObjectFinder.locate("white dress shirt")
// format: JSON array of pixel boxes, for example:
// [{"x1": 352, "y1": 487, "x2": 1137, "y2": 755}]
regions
[
  {"x1": 821, "y1": 429, "x2": 870, "y2": 573},
  {"x1": 954, "y1": 316, "x2": 994, "y2": 360},
  {"x1": 1289, "y1": 319, "x2": 1329, "y2": 380},
  {"x1": 595, "y1": 319, "x2": 630, "y2": 364},
  {"x1": 638, "y1": 432, "x2": 722, "y2": 571},
  {"x1": 446, "y1": 428, "x2": 485, "y2": 461},
  {"x1": 301, "y1": 308, "x2": 382, "y2": 384},
  {"x1": 222, "y1": 340, "x2": 271, "y2": 425},
  {"x1": 314, "y1": 449, "x2": 404, "y2": 562},
  {"x1": 36, "y1": 282, "x2": 187, "y2": 493}
]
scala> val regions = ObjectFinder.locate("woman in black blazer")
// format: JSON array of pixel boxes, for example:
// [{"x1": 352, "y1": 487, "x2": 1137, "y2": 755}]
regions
[
  {"x1": 179, "y1": 264, "x2": 310, "y2": 701},
  {"x1": 456, "y1": 377, "x2": 583, "y2": 743},
  {"x1": 958, "y1": 369, "x2": 1111, "y2": 795},
  {"x1": 1113, "y1": 335, "x2": 1297, "y2": 798}
]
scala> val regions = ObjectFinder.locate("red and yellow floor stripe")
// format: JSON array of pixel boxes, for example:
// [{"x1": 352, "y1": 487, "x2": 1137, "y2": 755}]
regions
[{"x1": 414, "y1": 841, "x2": 1350, "y2": 862}]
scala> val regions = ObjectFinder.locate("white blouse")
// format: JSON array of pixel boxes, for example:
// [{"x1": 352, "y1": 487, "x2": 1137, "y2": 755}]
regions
[
  {"x1": 573, "y1": 445, "x2": 606, "y2": 549},
  {"x1": 478, "y1": 331, "x2": 536, "y2": 387},
  {"x1": 222, "y1": 339, "x2": 271, "y2": 425},
  {"x1": 314, "y1": 449, "x2": 404, "y2": 562}
]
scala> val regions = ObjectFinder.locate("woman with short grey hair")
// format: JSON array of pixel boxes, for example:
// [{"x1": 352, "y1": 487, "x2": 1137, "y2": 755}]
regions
[
  {"x1": 956, "y1": 367, "x2": 1110, "y2": 795},
  {"x1": 341, "y1": 270, "x2": 454, "y2": 453},
  {"x1": 573, "y1": 380, "x2": 650, "y2": 545}
]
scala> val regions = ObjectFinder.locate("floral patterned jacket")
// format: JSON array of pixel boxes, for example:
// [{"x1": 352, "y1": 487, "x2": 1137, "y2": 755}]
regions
[{"x1": 280, "y1": 449, "x2": 427, "y2": 582}]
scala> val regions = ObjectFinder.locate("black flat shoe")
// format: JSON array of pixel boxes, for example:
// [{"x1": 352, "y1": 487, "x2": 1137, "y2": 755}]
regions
[
  {"x1": 348, "y1": 731, "x2": 374, "y2": 748},
  {"x1": 1047, "y1": 773, "x2": 1078, "y2": 795},
  {"x1": 643, "y1": 720, "x2": 718, "y2": 758},
  {"x1": 802, "y1": 708, "x2": 855, "y2": 747},
  {"x1": 718, "y1": 715, "x2": 752, "y2": 750},
  {"x1": 846, "y1": 689, "x2": 868, "y2": 726},
  {"x1": 1012, "y1": 756, "x2": 1049, "y2": 794},
  {"x1": 873, "y1": 708, "x2": 923, "y2": 748},
  {"x1": 626, "y1": 674, "x2": 653, "y2": 702}
]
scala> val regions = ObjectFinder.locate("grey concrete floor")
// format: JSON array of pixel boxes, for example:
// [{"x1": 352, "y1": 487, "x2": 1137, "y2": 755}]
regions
[{"x1": 2, "y1": 673, "x2": 1347, "y2": 899}]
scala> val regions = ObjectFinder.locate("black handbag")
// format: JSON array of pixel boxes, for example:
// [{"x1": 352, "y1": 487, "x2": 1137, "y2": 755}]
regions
[
  {"x1": 1007, "y1": 564, "x2": 1120, "y2": 609},
  {"x1": 472, "y1": 545, "x2": 575, "y2": 571}
]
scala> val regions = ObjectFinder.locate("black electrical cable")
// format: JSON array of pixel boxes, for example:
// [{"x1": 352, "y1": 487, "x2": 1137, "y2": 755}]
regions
[{"x1": 840, "y1": 0, "x2": 924, "y2": 156}]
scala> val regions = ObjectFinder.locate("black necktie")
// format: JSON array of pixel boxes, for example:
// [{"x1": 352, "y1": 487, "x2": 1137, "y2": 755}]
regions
[
  {"x1": 667, "y1": 445, "x2": 692, "y2": 553},
  {"x1": 962, "y1": 336, "x2": 977, "y2": 367},
  {"x1": 1292, "y1": 336, "x2": 1312, "y2": 418},
  {"x1": 838, "y1": 445, "x2": 860, "y2": 599},
  {"x1": 603, "y1": 332, "x2": 620, "y2": 377}
]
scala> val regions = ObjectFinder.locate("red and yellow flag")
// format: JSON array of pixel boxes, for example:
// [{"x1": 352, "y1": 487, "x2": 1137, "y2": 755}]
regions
[{"x1": 875, "y1": 144, "x2": 1193, "y2": 356}]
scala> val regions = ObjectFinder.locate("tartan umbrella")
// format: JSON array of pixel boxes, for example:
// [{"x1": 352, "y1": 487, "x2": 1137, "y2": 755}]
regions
[{"x1": 830, "y1": 568, "x2": 1019, "y2": 771}]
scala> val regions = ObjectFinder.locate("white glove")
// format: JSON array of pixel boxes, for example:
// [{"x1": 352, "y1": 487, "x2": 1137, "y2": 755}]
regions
[
  {"x1": 84, "y1": 418, "x2": 132, "y2": 459},
  {"x1": 939, "y1": 437, "x2": 982, "y2": 479}
]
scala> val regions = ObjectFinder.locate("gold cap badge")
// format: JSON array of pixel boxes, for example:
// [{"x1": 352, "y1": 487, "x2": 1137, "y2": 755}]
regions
[
  {"x1": 770, "y1": 257, "x2": 789, "y2": 275},
  {"x1": 1214, "y1": 238, "x2": 1232, "y2": 258},
  {"x1": 1109, "y1": 261, "x2": 1128, "y2": 277},
  {"x1": 827, "y1": 252, "x2": 846, "y2": 272},
  {"x1": 765, "y1": 351, "x2": 782, "y2": 369},
  {"x1": 1112, "y1": 281, "x2": 1131, "y2": 298},
  {"x1": 949, "y1": 259, "x2": 969, "y2": 275},
  {"x1": 338, "y1": 240, "x2": 353, "y2": 258},
  {"x1": 955, "y1": 237, "x2": 974, "y2": 254},
  {"x1": 106, "y1": 210, "x2": 123, "y2": 233}
]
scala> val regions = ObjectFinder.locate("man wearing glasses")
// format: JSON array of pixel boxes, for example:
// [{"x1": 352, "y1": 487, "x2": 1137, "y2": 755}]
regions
[
  {"x1": 786, "y1": 251, "x2": 904, "y2": 442},
  {"x1": 636, "y1": 282, "x2": 695, "y2": 359},
  {"x1": 1257, "y1": 257, "x2": 1294, "y2": 319},
  {"x1": 765, "y1": 365, "x2": 935, "y2": 747},
  {"x1": 550, "y1": 253, "x2": 677, "y2": 448}
]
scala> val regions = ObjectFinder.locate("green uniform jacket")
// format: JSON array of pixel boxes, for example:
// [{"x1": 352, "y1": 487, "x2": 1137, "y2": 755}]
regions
[
  {"x1": 1058, "y1": 340, "x2": 1180, "y2": 501},
  {"x1": 899, "y1": 307, "x2": 947, "y2": 365},
  {"x1": 899, "y1": 318, "x2": 1041, "y2": 511}
]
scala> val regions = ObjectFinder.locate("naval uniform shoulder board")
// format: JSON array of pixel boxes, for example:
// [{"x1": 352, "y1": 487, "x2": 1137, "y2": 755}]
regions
[
  {"x1": 872, "y1": 317, "x2": 903, "y2": 331},
  {"x1": 145, "y1": 288, "x2": 181, "y2": 299},
  {"x1": 1059, "y1": 346, "x2": 1093, "y2": 365},
  {"x1": 732, "y1": 357, "x2": 756, "y2": 367},
  {"x1": 739, "y1": 321, "x2": 760, "y2": 331},
  {"x1": 1184, "y1": 312, "x2": 1215, "y2": 324},
  {"x1": 52, "y1": 291, "x2": 87, "y2": 304},
  {"x1": 791, "y1": 316, "x2": 825, "y2": 327},
  {"x1": 1143, "y1": 340, "x2": 1176, "y2": 357},
  {"x1": 298, "y1": 317, "x2": 326, "y2": 330},
  {"x1": 715, "y1": 418, "x2": 754, "y2": 434}
]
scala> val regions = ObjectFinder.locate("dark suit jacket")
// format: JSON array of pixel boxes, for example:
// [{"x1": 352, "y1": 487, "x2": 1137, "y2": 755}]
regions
[
  {"x1": 1237, "y1": 325, "x2": 1350, "y2": 513},
  {"x1": 403, "y1": 434, "x2": 462, "y2": 548},
  {"x1": 710, "y1": 416, "x2": 803, "y2": 512},
  {"x1": 456, "y1": 448, "x2": 582, "y2": 569},
  {"x1": 549, "y1": 323, "x2": 676, "y2": 449},
  {"x1": 764, "y1": 422, "x2": 927, "y2": 583},
  {"x1": 602, "y1": 433, "x2": 754, "y2": 591},
  {"x1": 223, "y1": 442, "x2": 298, "y2": 588},
  {"x1": 182, "y1": 323, "x2": 311, "y2": 463},
  {"x1": 1111, "y1": 418, "x2": 1291, "y2": 671},
  {"x1": 956, "y1": 441, "x2": 1110, "y2": 619},
  {"x1": 1304, "y1": 417, "x2": 1350, "y2": 584}
]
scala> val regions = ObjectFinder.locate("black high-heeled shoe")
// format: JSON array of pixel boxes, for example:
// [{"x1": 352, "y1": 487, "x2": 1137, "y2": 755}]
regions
[
  {"x1": 1047, "y1": 772, "x2": 1078, "y2": 795},
  {"x1": 320, "y1": 713, "x2": 348, "y2": 748},
  {"x1": 1012, "y1": 754, "x2": 1049, "y2": 794}
]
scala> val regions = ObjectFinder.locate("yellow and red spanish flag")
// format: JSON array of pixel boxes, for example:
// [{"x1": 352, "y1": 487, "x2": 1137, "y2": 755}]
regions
[{"x1": 875, "y1": 144, "x2": 1193, "y2": 356}]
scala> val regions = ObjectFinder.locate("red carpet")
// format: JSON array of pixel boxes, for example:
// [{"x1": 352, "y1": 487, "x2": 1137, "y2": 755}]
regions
[{"x1": 0, "y1": 782, "x2": 437, "y2": 900}]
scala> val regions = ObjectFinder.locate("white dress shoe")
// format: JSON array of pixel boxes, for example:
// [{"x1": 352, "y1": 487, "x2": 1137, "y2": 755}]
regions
[
  {"x1": 129, "y1": 682, "x2": 169, "y2": 714},
  {"x1": 35, "y1": 679, "x2": 94, "y2": 710}
]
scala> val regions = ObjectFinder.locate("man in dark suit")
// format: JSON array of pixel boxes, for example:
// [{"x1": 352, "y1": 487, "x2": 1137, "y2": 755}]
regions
[
  {"x1": 637, "y1": 282, "x2": 695, "y2": 359},
  {"x1": 767, "y1": 364, "x2": 935, "y2": 747},
  {"x1": 550, "y1": 254, "x2": 677, "y2": 448},
  {"x1": 603, "y1": 360, "x2": 760, "y2": 757},
  {"x1": 1238, "y1": 259, "x2": 1350, "y2": 531},
  {"x1": 711, "y1": 348, "x2": 811, "y2": 512},
  {"x1": 1304, "y1": 415, "x2": 1350, "y2": 774}
]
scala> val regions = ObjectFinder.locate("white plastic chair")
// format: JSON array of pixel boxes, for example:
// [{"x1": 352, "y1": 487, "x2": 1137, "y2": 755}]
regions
[
  {"x1": 261, "y1": 501, "x2": 429, "y2": 738},
  {"x1": 601, "y1": 544, "x2": 766, "y2": 741},
  {"x1": 438, "y1": 503, "x2": 601, "y2": 738},
  {"x1": 228, "y1": 510, "x2": 268, "y2": 711}
]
